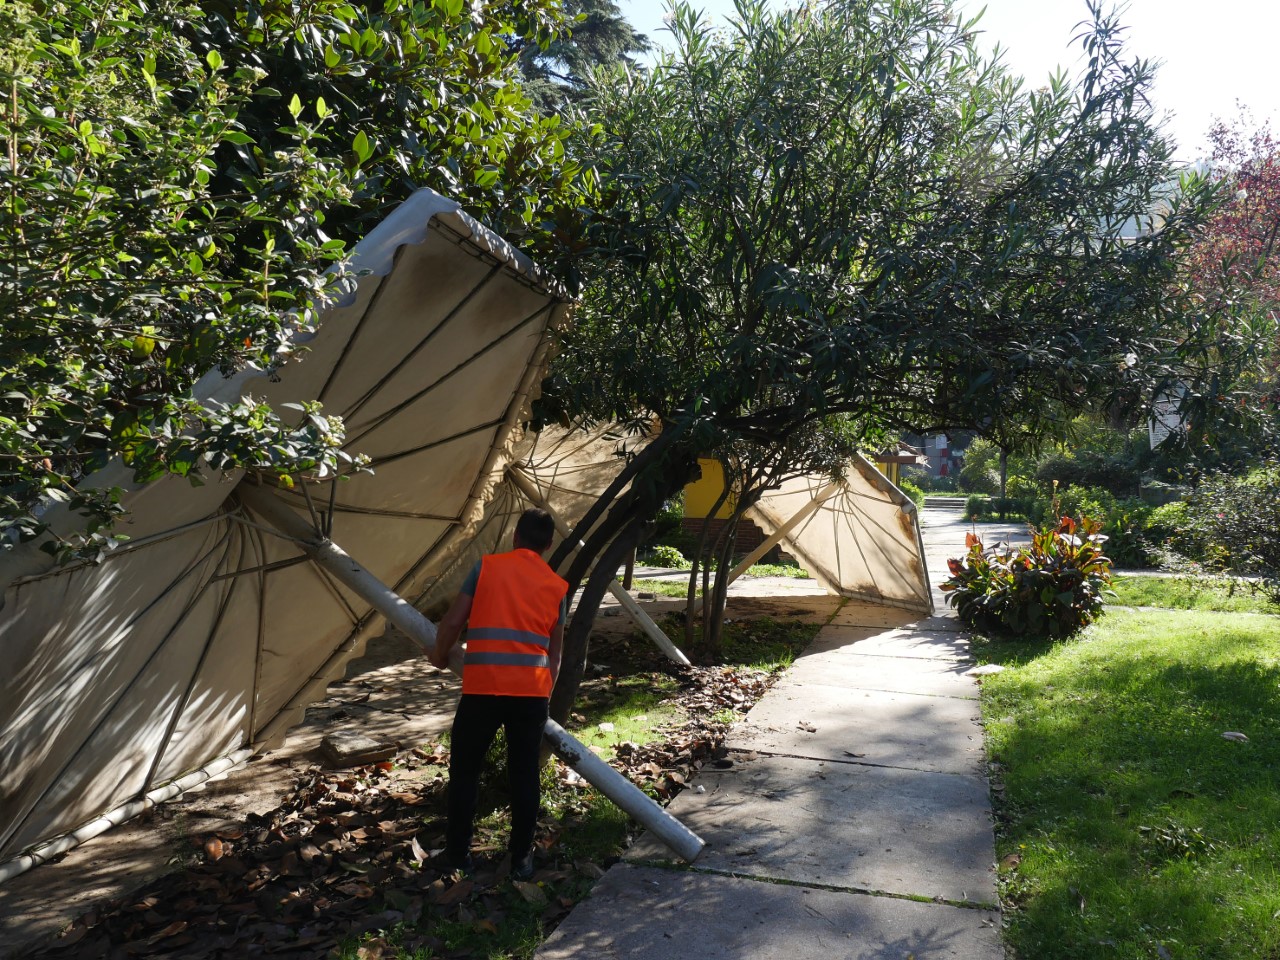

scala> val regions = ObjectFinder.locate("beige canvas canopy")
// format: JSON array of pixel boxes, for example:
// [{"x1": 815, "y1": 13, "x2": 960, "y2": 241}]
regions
[
  {"x1": 0, "y1": 190, "x2": 569, "y2": 866},
  {"x1": 741, "y1": 453, "x2": 932, "y2": 613}
]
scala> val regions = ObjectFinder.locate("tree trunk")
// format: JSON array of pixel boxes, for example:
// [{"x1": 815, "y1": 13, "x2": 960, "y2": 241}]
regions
[
  {"x1": 547, "y1": 419, "x2": 685, "y2": 571},
  {"x1": 622, "y1": 548, "x2": 635, "y2": 589},
  {"x1": 550, "y1": 516, "x2": 647, "y2": 726},
  {"x1": 686, "y1": 480, "x2": 733, "y2": 652},
  {"x1": 703, "y1": 513, "x2": 740, "y2": 655}
]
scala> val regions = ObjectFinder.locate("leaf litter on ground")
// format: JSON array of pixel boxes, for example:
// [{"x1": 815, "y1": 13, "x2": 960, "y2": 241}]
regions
[{"x1": 28, "y1": 621, "x2": 807, "y2": 960}]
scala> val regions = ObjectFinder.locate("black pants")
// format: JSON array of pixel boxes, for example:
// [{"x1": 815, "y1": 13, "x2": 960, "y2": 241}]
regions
[{"x1": 445, "y1": 693, "x2": 547, "y2": 859}]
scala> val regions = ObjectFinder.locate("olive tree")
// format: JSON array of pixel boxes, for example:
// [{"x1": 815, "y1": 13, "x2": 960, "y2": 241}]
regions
[{"x1": 536, "y1": 0, "x2": 1218, "y2": 721}]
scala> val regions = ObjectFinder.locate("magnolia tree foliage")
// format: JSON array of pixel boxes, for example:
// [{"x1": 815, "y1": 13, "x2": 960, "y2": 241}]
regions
[
  {"x1": 533, "y1": 0, "x2": 1217, "y2": 714},
  {"x1": 0, "y1": 0, "x2": 591, "y2": 559}
]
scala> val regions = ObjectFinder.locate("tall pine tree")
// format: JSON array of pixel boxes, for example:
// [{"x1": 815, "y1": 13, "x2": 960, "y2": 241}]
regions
[{"x1": 519, "y1": 0, "x2": 650, "y2": 111}]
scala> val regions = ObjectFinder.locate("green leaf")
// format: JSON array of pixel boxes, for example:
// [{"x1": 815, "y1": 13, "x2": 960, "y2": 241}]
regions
[
  {"x1": 352, "y1": 130, "x2": 372, "y2": 162},
  {"x1": 315, "y1": 96, "x2": 329, "y2": 120},
  {"x1": 206, "y1": 50, "x2": 223, "y2": 70},
  {"x1": 287, "y1": 93, "x2": 303, "y2": 119}
]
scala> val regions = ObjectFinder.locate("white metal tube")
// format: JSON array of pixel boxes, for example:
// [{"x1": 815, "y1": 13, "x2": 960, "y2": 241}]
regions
[
  {"x1": 542, "y1": 718, "x2": 704, "y2": 861},
  {"x1": 506, "y1": 466, "x2": 690, "y2": 666},
  {"x1": 239, "y1": 482, "x2": 704, "y2": 861},
  {"x1": 604, "y1": 581, "x2": 691, "y2": 665},
  {"x1": 0, "y1": 748, "x2": 254, "y2": 885}
]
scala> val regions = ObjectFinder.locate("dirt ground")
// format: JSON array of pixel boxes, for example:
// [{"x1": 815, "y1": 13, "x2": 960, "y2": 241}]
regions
[{"x1": 0, "y1": 586, "x2": 841, "y2": 957}]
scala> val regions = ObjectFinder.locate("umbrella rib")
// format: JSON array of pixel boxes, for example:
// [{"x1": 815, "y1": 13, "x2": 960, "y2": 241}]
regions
[
  {"x1": 322, "y1": 504, "x2": 460, "y2": 522},
  {"x1": 306, "y1": 561, "x2": 366, "y2": 626},
  {"x1": 0, "y1": 526, "x2": 236, "y2": 854},
  {"x1": 338, "y1": 261, "x2": 503, "y2": 425},
  {"x1": 55, "y1": 525, "x2": 237, "y2": 694},
  {"x1": 850, "y1": 505, "x2": 931, "y2": 601},
  {"x1": 344, "y1": 301, "x2": 552, "y2": 447},
  {"x1": 364, "y1": 417, "x2": 505, "y2": 470},
  {"x1": 316, "y1": 251, "x2": 397, "y2": 408},
  {"x1": 247, "y1": 523, "x2": 269, "y2": 742},
  {"x1": 209, "y1": 555, "x2": 311, "y2": 581},
  {"x1": 139, "y1": 529, "x2": 247, "y2": 793},
  {"x1": 8, "y1": 513, "x2": 232, "y2": 586}
]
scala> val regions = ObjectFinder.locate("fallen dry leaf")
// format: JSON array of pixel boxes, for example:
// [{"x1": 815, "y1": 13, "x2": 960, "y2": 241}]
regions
[
  {"x1": 148, "y1": 920, "x2": 188, "y2": 943},
  {"x1": 512, "y1": 881, "x2": 547, "y2": 905}
]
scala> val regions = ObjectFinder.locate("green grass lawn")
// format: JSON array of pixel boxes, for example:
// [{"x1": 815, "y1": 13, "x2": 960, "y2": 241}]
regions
[
  {"x1": 1111, "y1": 574, "x2": 1279, "y2": 614},
  {"x1": 976, "y1": 608, "x2": 1280, "y2": 959},
  {"x1": 631, "y1": 563, "x2": 811, "y2": 599}
]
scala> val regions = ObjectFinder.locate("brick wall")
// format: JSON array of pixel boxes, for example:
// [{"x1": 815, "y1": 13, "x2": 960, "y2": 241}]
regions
[{"x1": 681, "y1": 517, "x2": 784, "y2": 562}]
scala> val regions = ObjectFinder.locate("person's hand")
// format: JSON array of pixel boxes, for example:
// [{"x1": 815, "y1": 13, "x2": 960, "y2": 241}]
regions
[{"x1": 427, "y1": 646, "x2": 449, "y2": 670}]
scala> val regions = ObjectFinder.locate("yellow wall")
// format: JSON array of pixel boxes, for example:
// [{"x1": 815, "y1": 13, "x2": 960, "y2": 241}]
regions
[
  {"x1": 683, "y1": 458, "x2": 737, "y2": 519},
  {"x1": 874, "y1": 460, "x2": 901, "y2": 485}
]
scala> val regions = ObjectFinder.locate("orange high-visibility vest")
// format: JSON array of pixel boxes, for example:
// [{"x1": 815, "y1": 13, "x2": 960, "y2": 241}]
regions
[{"x1": 462, "y1": 549, "x2": 569, "y2": 698}]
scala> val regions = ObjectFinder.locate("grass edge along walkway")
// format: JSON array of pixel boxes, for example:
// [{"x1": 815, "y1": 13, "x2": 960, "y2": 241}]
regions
[{"x1": 974, "y1": 606, "x2": 1280, "y2": 959}]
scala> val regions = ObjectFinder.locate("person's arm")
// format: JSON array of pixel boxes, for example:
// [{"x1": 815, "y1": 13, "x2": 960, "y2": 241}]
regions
[
  {"x1": 548, "y1": 596, "x2": 566, "y2": 687},
  {"x1": 430, "y1": 591, "x2": 472, "y2": 670},
  {"x1": 430, "y1": 561, "x2": 480, "y2": 670}
]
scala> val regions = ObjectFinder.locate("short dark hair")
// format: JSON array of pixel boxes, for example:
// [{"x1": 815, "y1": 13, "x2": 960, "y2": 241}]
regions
[{"x1": 514, "y1": 508, "x2": 556, "y2": 552}]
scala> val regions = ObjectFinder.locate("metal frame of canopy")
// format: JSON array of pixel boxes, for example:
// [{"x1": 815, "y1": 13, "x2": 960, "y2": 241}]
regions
[{"x1": 405, "y1": 423, "x2": 691, "y2": 666}]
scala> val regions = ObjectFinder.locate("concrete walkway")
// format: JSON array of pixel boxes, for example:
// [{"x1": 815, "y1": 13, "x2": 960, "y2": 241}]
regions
[{"x1": 538, "y1": 509, "x2": 1006, "y2": 960}]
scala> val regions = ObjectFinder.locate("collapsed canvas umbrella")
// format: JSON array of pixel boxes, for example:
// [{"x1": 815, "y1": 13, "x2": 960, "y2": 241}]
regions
[
  {"x1": 0, "y1": 190, "x2": 701, "y2": 880},
  {"x1": 736, "y1": 453, "x2": 933, "y2": 613}
]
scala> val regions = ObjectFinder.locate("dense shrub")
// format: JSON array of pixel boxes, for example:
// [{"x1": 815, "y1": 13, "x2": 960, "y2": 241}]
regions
[
  {"x1": 1142, "y1": 501, "x2": 1196, "y2": 556},
  {"x1": 1184, "y1": 465, "x2": 1280, "y2": 601},
  {"x1": 1031, "y1": 423, "x2": 1148, "y2": 497},
  {"x1": 902, "y1": 468, "x2": 959, "y2": 493},
  {"x1": 965, "y1": 494, "x2": 991, "y2": 518},
  {"x1": 643, "y1": 544, "x2": 692, "y2": 570},
  {"x1": 1018, "y1": 485, "x2": 1154, "y2": 567},
  {"x1": 898, "y1": 479, "x2": 927, "y2": 510},
  {"x1": 942, "y1": 516, "x2": 1114, "y2": 639}
]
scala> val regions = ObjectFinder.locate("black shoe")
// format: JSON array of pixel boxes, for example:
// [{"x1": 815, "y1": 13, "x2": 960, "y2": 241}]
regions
[{"x1": 510, "y1": 849, "x2": 535, "y2": 882}]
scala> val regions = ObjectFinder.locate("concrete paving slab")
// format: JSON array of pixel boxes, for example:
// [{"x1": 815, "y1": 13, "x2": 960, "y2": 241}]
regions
[
  {"x1": 626, "y1": 755, "x2": 995, "y2": 903},
  {"x1": 538, "y1": 865, "x2": 1001, "y2": 960},
  {"x1": 805, "y1": 626, "x2": 972, "y2": 662},
  {"x1": 829, "y1": 602, "x2": 923, "y2": 630},
  {"x1": 728, "y1": 683, "x2": 986, "y2": 775},
  {"x1": 795, "y1": 623, "x2": 886, "y2": 654},
  {"x1": 787, "y1": 651, "x2": 978, "y2": 699},
  {"x1": 902, "y1": 614, "x2": 966, "y2": 633}
]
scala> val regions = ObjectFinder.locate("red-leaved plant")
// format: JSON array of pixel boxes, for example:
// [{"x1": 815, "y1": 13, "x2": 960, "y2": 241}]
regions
[{"x1": 942, "y1": 515, "x2": 1114, "y2": 639}]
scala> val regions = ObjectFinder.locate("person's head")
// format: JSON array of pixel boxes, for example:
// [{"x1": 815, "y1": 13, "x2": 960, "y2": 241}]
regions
[{"x1": 513, "y1": 508, "x2": 555, "y2": 554}]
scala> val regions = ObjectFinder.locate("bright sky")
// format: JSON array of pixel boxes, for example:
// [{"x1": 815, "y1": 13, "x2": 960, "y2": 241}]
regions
[{"x1": 617, "y1": 0, "x2": 1280, "y2": 162}]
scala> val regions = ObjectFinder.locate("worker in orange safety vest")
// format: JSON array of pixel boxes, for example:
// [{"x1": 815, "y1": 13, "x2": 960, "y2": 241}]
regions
[{"x1": 429, "y1": 507, "x2": 568, "y2": 881}]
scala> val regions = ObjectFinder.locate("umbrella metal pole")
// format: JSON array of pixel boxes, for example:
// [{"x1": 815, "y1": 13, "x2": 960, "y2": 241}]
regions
[
  {"x1": 0, "y1": 748, "x2": 255, "y2": 885},
  {"x1": 237, "y1": 483, "x2": 704, "y2": 862}
]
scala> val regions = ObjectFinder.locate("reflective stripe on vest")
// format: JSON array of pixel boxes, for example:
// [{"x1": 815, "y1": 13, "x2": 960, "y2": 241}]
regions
[{"x1": 461, "y1": 549, "x2": 568, "y2": 698}]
